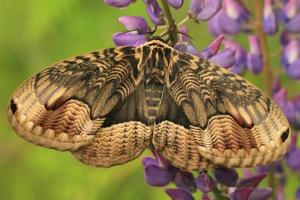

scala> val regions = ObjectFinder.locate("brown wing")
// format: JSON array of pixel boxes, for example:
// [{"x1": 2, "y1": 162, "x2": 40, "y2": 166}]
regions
[
  {"x1": 8, "y1": 46, "x2": 145, "y2": 151},
  {"x1": 152, "y1": 52, "x2": 291, "y2": 171}
]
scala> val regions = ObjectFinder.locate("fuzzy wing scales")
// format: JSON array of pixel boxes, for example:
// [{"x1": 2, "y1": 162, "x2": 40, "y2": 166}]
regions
[{"x1": 8, "y1": 47, "x2": 144, "y2": 151}]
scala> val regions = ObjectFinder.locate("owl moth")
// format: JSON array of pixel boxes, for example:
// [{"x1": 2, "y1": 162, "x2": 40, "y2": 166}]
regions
[{"x1": 8, "y1": 40, "x2": 290, "y2": 171}]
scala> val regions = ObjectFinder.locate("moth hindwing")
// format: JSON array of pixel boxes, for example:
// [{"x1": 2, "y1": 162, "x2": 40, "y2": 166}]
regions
[{"x1": 8, "y1": 40, "x2": 290, "y2": 171}]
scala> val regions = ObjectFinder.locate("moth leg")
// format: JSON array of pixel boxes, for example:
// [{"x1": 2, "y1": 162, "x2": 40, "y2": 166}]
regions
[
  {"x1": 72, "y1": 121, "x2": 151, "y2": 167},
  {"x1": 152, "y1": 121, "x2": 214, "y2": 172}
]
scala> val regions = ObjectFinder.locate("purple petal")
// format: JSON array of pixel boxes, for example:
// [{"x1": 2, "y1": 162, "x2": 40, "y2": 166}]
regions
[
  {"x1": 248, "y1": 35, "x2": 261, "y2": 55},
  {"x1": 272, "y1": 88, "x2": 288, "y2": 108},
  {"x1": 246, "y1": 53, "x2": 263, "y2": 74},
  {"x1": 174, "y1": 171, "x2": 197, "y2": 192},
  {"x1": 231, "y1": 187, "x2": 254, "y2": 200},
  {"x1": 200, "y1": 35, "x2": 224, "y2": 59},
  {"x1": 285, "y1": 13, "x2": 300, "y2": 33},
  {"x1": 263, "y1": 0, "x2": 278, "y2": 35},
  {"x1": 189, "y1": 0, "x2": 222, "y2": 21},
  {"x1": 281, "y1": 0, "x2": 299, "y2": 22},
  {"x1": 214, "y1": 167, "x2": 238, "y2": 187},
  {"x1": 208, "y1": 14, "x2": 223, "y2": 36},
  {"x1": 286, "y1": 148, "x2": 300, "y2": 170},
  {"x1": 195, "y1": 172, "x2": 216, "y2": 193},
  {"x1": 113, "y1": 32, "x2": 147, "y2": 46},
  {"x1": 223, "y1": 40, "x2": 247, "y2": 74},
  {"x1": 118, "y1": 16, "x2": 149, "y2": 33},
  {"x1": 144, "y1": 164, "x2": 175, "y2": 186},
  {"x1": 145, "y1": 0, "x2": 165, "y2": 25},
  {"x1": 284, "y1": 101, "x2": 297, "y2": 126},
  {"x1": 223, "y1": 0, "x2": 250, "y2": 21},
  {"x1": 282, "y1": 39, "x2": 300, "y2": 69},
  {"x1": 105, "y1": 0, "x2": 133, "y2": 7},
  {"x1": 142, "y1": 157, "x2": 158, "y2": 167},
  {"x1": 186, "y1": 44, "x2": 203, "y2": 57},
  {"x1": 237, "y1": 173, "x2": 267, "y2": 188},
  {"x1": 217, "y1": 10, "x2": 241, "y2": 35},
  {"x1": 174, "y1": 42, "x2": 188, "y2": 52},
  {"x1": 296, "y1": 187, "x2": 300, "y2": 200},
  {"x1": 167, "y1": 0, "x2": 183, "y2": 9},
  {"x1": 290, "y1": 97, "x2": 300, "y2": 129},
  {"x1": 248, "y1": 188, "x2": 273, "y2": 200},
  {"x1": 165, "y1": 188, "x2": 195, "y2": 200},
  {"x1": 208, "y1": 48, "x2": 236, "y2": 68},
  {"x1": 280, "y1": 31, "x2": 293, "y2": 46},
  {"x1": 286, "y1": 59, "x2": 300, "y2": 79}
]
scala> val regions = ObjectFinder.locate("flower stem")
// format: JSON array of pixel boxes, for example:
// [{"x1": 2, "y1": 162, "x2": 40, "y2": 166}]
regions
[
  {"x1": 160, "y1": 0, "x2": 178, "y2": 45},
  {"x1": 253, "y1": 0, "x2": 273, "y2": 96},
  {"x1": 212, "y1": 187, "x2": 228, "y2": 200},
  {"x1": 252, "y1": 1, "x2": 275, "y2": 199}
]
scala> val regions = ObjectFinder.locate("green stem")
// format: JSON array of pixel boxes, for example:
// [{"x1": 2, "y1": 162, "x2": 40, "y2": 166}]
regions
[
  {"x1": 212, "y1": 187, "x2": 229, "y2": 200},
  {"x1": 252, "y1": 1, "x2": 275, "y2": 199},
  {"x1": 160, "y1": 0, "x2": 178, "y2": 45}
]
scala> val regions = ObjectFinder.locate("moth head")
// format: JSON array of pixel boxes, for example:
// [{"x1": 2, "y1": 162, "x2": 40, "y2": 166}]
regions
[{"x1": 136, "y1": 40, "x2": 173, "y2": 75}]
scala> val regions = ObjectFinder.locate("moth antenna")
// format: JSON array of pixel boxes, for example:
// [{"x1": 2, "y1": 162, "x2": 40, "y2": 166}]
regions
[
  {"x1": 148, "y1": 25, "x2": 158, "y2": 35},
  {"x1": 177, "y1": 31, "x2": 193, "y2": 41}
]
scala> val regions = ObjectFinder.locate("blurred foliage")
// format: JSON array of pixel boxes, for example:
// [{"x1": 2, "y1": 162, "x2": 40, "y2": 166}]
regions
[{"x1": 0, "y1": 0, "x2": 299, "y2": 200}]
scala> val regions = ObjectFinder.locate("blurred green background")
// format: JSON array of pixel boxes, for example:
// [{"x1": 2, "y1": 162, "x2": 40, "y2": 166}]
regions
[{"x1": 0, "y1": 0, "x2": 299, "y2": 200}]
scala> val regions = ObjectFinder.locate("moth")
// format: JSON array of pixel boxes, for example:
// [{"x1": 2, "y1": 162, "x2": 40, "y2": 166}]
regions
[{"x1": 8, "y1": 40, "x2": 291, "y2": 172}]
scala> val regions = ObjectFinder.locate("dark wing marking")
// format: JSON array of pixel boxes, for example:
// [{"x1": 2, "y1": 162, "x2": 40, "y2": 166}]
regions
[
  {"x1": 152, "y1": 51, "x2": 291, "y2": 171},
  {"x1": 8, "y1": 46, "x2": 144, "y2": 151}
]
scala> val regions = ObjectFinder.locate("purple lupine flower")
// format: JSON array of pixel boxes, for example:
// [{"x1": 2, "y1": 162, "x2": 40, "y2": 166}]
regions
[
  {"x1": 286, "y1": 148, "x2": 300, "y2": 170},
  {"x1": 280, "y1": 31, "x2": 293, "y2": 46},
  {"x1": 281, "y1": 0, "x2": 300, "y2": 32},
  {"x1": 200, "y1": 35, "x2": 224, "y2": 59},
  {"x1": 166, "y1": 0, "x2": 183, "y2": 9},
  {"x1": 113, "y1": 16, "x2": 150, "y2": 46},
  {"x1": 281, "y1": 39, "x2": 300, "y2": 79},
  {"x1": 296, "y1": 187, "x2": 300, "y2": 200},
  {"x1": 118, "y1": 16, "x2": 150, "y2": 33},
  {"x1": 209, "y1": 10, "x2": 241, "y2": 35},
  {"x1": 237, "y1": 173, "x2": 267, "y2": 188},
  {"x1": 263, "y1": 0, "x2": 278, "y2": 35},
  {"x1": 272, "y1": 78, "x2": 300, "y2": 130},
  {"x1": 142, "y1": 155, "x2": 176, "y2": 186},
  {"x1": 248, "y1": 188, "x2": 273, "y2": 200},
  {"x1": 208, "y1": 0, "x2": 249, "y2": 35},
  {"x1": 207, "y1": 14, "x2": 222, "y2": 36},
  {"x1": 208, "y1": 48, "x2": 236, "y2": 68},
  {"x1": 195, "y1": 172, "x2": 216, "y2": 193},
  {"x1": 174, "y1": 171, "x2": 197, "y2": 192},
  {"x1": 214, "y1": 167, "x2": 238, "y2": 187},
  {"x1": 144, "y1": 0, "x2": 165, "y2": 25},
  {"x1": 165, "y1": 188, "x2": 195, "y2": 200},
  {"x1": 113, "y1": 32, "x2": 147, "y2": 46},
  {"x1": 231, "y1": 187, "x2": 254, "y2": 200},
  {"x1": 189, "y1": 0, "x2": 222, "y2": 21},
  {"x1": 104, "y1": 0, "x2": 134, "y2": 7},
  {"x1": 247, "y1": 35, "x2": 263, "y2": 74},
  {"x1": 289, "y1": 96, "x2": 300, "y2": 129},
  {"x1": 223, "y1": 40, "x2": 246, "y2": 74}
]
